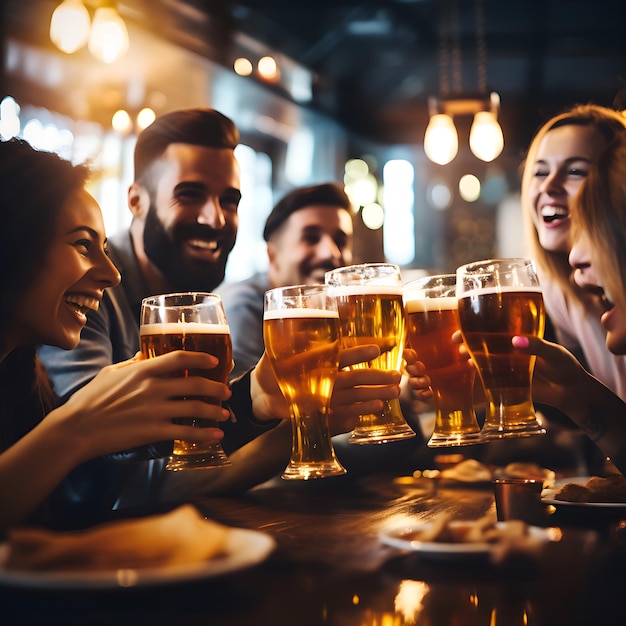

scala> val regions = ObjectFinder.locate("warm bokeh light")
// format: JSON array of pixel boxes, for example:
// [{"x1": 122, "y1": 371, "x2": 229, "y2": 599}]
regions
[
  {"x1": 234, "y1": 57, "x2": 253, "y2": 76},
  {"x1": 88, "y1": 7, "x2": 129, "y2": 64},
  {"x1": 49, "y1": 0, "x2": 91, "y2": 54},
  {"x1": 258, "y1": 56, "x2": 279, "y2": 80},
  {"x1": 469, "y1": 111, "x2": 504, "y2": 162},
  {"x1": 459, "y1": 174, "x2": 481, "y2": 202},
  {"x1": 111, "y1": 109, "x2": 132, "y2": 134},
  {"x1": 361, "y1": 202, "x2": 384, "y2": 230},
  {"x1": 424, "y1": 113, "x2": 458, "y2": 165},
  {"x1": 0, "y1": 96, "x2": 21, "y2": 139},
  {"x1": 137, "y1": 107, "x2": 156, "y2": 130}
]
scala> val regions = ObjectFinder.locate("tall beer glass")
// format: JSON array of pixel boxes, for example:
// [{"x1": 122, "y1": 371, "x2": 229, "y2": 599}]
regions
[
  {"x1": 456, "y1": 259, "x2": 546, "y2": 439},
  {"x1": 264, "y1": 284, "x2": 346, "y2": 480},
  {"x1": 405, "y1": 274, "x2": 484, "y2": 447},
  {"x1": 325, "y1": 263, "x2": 416, "y2": 444},
  {"x1": 140, "y1": 292, "x2": 232, "y2": 470}
]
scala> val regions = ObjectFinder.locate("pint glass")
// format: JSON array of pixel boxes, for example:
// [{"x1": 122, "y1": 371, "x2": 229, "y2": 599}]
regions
[
  {"x1": 325, "y1": 263, "x2": 416, "y2": 444},
  {"x1": 405, "y1": 274, "x2": 484, "y2": 447},
  {"x1": 456, "y1": 259, "x2": 546, "y2": 439},
  {"x1": 140, "y1": 292, "x2": 232, "y2": 470},
  {"x1": 264, "y1": 284, "x2": 346, "y2": 479}
]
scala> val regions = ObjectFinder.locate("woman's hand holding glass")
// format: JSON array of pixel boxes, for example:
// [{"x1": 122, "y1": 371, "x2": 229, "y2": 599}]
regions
[{"x1": 56, "y1": 350, "x2": 232, "y2": 463}]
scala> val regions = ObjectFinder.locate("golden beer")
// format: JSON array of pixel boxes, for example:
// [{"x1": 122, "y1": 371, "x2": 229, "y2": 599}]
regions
[
  {"x1": 330, "y1": 284, "x2": 415, "y2": 443},
  {"x1": 140, "y1": 290, "x2": 234, "y2": 470},
  {"x1": 458, "y1": 286, "x2": 545, "y2": 436},
  {"x1": 140, "y1": 322, "x2": 232, "y2": 462},
  {"x1": 406, "y1": 295, "x2": 482, "y2": 445},
  {"x1": 263, "y1": 302, "x2": 345, "y2": 479}
]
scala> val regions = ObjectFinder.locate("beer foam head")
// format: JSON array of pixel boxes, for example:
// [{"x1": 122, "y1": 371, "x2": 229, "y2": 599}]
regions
[
  {"x1": 140, "y1": 322, "x2": 230, "y2": 335},
  {"x1": 458, "y1": 285, "x2": 543, "y2": 298},
  {"x1": 327, "y1": 285, "x2": 403, "y2": 297},
  {"x1": 263, "y1": 308, "x2": 339, "y2": 320},
  {"x1": 405, "y1": 296, "x2": 458, "y2": 313}
]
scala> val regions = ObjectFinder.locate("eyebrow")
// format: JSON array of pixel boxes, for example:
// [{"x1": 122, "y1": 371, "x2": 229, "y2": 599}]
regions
[
  {"x1": 535, "y1": 156, "x2": 593, "y2": 165},
  {"x1": 66, "y1": 226, "x2": 100, "y2": 238},
  {"x1": 173, "y1": 181, "x2": 242, "y2": 200}
]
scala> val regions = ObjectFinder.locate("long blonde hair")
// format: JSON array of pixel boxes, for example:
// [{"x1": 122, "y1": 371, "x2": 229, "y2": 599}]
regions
[
  {"x1": 520, "y1": 104, "x2": 626, "y2": 301},
  {"x1": 575, "y1": 132, "x2": 626, "y2": 318}
]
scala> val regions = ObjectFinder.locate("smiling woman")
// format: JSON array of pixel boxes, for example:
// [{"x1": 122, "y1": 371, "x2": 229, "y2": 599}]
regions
[
  {"x1": 0, "y1": 138, "x2": 234, "y2": 533},
  {"x1": 520, "y1": 103, "x2": 626, "y2": 402}
]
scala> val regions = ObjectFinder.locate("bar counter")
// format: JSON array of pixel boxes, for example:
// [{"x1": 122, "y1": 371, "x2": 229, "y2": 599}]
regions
[{"x1": 3, "y1": 468, "x2": 626, "y2": 625}]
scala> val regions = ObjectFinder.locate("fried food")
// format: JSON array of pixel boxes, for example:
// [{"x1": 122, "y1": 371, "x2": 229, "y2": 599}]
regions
[
  {"x1": 5, "y1": 505, "x2": 229, "y2": 571},
  {"x1": 554, "y1": 474, "x2": 626, "y2": 503}
]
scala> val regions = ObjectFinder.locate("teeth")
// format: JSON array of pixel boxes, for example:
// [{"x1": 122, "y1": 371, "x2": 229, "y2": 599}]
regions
[
  {"x1": 601, "y1": 289, "x2": 615, "y2": 310},
  {"x1": 188, "y1": 239, "x2": 218, "y2": 251},
  {"x1": 65, "y1": 295, "x2": 99, "y2": 312},
  {"x1": 541, "y1": 206, "x2": 569, "y2": 219}
]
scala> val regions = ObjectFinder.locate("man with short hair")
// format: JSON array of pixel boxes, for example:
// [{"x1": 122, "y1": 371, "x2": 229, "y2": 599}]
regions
[{"x1": 218, "y1": 182, "x2": 353, "y2": 378}]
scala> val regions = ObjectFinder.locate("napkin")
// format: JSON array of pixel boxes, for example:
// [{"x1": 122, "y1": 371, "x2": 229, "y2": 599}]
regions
[{"x1": 4, "y1": 505, "x2": 229, "y2": 571}]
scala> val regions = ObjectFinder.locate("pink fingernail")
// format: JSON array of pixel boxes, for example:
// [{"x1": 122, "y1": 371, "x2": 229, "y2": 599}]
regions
[{"x1": 512, "y1": 336, "x2": 530, "y2": 348}]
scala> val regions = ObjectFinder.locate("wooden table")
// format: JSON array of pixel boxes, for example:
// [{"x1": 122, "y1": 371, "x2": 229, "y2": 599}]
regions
[{"x1": 3, "y1": 471, "x2": 626, "y2": 626}]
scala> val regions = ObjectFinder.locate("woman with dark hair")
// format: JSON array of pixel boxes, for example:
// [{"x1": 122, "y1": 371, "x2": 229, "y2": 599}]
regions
[{"x1": 0, "y1": 138, "x2": 232, "y2": 533}]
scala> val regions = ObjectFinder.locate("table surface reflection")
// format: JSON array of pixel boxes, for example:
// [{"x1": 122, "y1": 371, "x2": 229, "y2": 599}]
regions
[{"x1": 3, "y1": 469, "x2": 626, "y2": 626}]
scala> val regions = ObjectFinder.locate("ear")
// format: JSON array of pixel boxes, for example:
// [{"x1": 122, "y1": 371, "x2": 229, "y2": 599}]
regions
[
  {"x1": 128, "y1": 182, "x2": 150, "y2": 220},
  {"x1": 267, "y1": 241, "x2": 278, "y2": 265}
]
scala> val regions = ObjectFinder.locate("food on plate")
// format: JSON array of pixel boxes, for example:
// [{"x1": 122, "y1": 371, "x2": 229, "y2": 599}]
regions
[
  {"x1": 4, "y1": 505, "x2": 229, "y2": 571},
  {"x1": 403, "y1": 513, "x2": 528, "y2": 544},
  {"x1": 554, "y1": 474, "x2": 626, "y2": 503},
  {"x1": 499, "y1": 462, "x2": 556, "y2": 487},
  {"x1": 439, "y1": 459, "x2": 492, "y2": 483}
]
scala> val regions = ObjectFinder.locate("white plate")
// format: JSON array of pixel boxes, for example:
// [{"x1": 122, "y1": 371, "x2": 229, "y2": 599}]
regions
[
  {"x1": 380, "y1": 521, "x2": 554, "y2": 559},
  {"x1": 0, "y1": 527, "x2": 275, "y2": 589},
  {"x1": 541, "y1": 476, "x2": 626, "y2": 509}
]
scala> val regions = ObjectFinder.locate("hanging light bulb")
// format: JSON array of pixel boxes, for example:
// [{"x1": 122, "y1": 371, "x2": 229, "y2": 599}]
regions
[
  {"x1": 50, "y1": 0, "x2": 91, "y2": 54},
  {"x1": 88, "y1": 6, "x2": 129, "y2": 64},
  {"x1": 424, "y1": 113, "x2": 458, "y2": 165},
  {"x1": 469, "y1": 110, "x2": 504, "y2": 162}
]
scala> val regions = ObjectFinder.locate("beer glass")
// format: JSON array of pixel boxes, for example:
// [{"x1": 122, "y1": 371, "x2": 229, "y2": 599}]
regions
[
  {"x1": 140, "y1": 292, "x2": 232, "y2": 470},
  {"x1": 405, "y1": 274, "x2": 484, "y2": 447},
  {"x1": 263, "y1": 284, "x2": 346, "y2": 480},
  {"x1": 325, "y1": 263, "x2": 416, "y2": 444},
  {"x1": 456, "y1": 258, "x2": 546, "y2": 439}
]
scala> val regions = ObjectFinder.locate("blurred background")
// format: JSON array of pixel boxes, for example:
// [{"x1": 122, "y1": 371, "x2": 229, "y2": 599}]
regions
[{"x1": 1, "y1": 0, "x2": 625, "y2": 282}]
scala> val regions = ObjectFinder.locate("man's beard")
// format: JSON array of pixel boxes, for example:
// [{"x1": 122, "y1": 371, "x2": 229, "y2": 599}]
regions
[{"x1": 143, "y1": 205, "x2": 230, "y2": 291}]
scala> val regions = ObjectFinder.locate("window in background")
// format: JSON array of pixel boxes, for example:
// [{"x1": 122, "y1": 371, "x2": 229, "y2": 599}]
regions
[
  {"x1": 382, "y1": 159, "x2": 415, "y2": 266},
  {"x1": 223, "y1": 144, "x2": 273, "y2": 283}
]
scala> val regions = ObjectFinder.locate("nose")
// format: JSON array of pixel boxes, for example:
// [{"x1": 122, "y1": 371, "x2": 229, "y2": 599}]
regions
[
  {"x1": 93, "y1": 252, "x2": 121, "y2": 288},
  {"x1": 316, "y1": 234, "x2": 343, "y2": 263},
  {"x1": 196, "y1": 197, "x2": 226, "y2": 230},
  {"x1": 539, "y1": 169, "x2": 564, "y2": 195},
  {"x1": 569, "y1": 238, "x2": 597, "y2": 290}
]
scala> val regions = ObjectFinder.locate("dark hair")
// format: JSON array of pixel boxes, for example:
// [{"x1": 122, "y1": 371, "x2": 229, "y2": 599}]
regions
[
  {"x1": 134, "y1": 108, "x2": 239, "y2": 182},
  {"x1": 0, "y1": 138, "x2": 89, "y2": 449},
  {"x1": 263, "y1": 183, "x2": 352, "y2": 241}
]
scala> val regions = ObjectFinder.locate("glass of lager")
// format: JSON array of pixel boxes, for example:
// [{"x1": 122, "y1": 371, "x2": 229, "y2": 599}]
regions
[
  {"x1": 456, "y1": 258, "x2": 546, "y2": 439},
  {"x1": 263, "y1": 284, "x2": 346, "y2": 480},
  {"x1": 325, "y1": 263, "x2": 416, "y2": 444},
  {"x1": 140, "y1": 292, "x2": 232, "y2": 470},
  {"x1": 405, "y1": 274, "x2": 484, "y2": 447}
]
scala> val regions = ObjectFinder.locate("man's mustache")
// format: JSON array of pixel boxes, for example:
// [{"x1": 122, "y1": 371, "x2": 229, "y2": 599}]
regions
[{"x1": 173, "y1": 224, "x2": 221, "y2": 241}]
